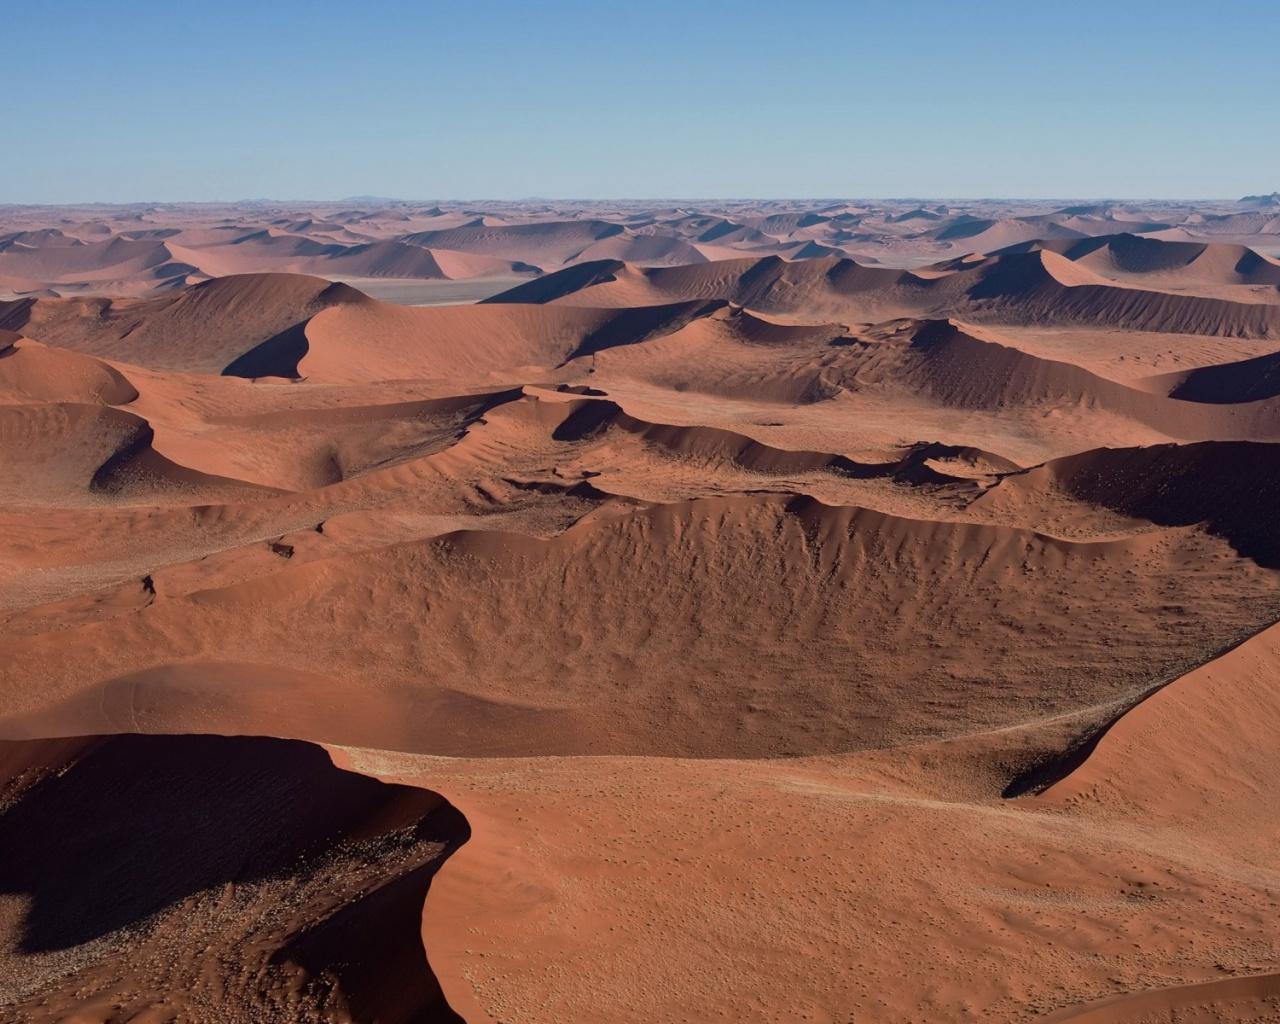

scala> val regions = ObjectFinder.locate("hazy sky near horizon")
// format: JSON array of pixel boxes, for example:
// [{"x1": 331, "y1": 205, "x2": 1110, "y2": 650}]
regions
[{"x1": 7, "y1": 0, "x2": 1278, "y2": 203}]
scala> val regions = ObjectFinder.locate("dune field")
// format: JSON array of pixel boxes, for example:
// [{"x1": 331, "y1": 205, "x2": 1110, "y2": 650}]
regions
[{"x1": 2, "y1": 198, "x2": 1280, "y2": 1022}]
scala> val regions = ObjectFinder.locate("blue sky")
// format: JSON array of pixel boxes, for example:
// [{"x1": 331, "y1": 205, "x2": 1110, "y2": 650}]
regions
[{"x1": 6, "y1": 0, "x2": 1277, "y2": 202}]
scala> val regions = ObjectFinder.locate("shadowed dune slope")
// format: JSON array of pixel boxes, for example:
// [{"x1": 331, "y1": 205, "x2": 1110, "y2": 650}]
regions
[
  {"x1": 1, "y1": 274, "x2": 368, "y2": 373},
  {"x1": 1001, "y1": 232, "x2": 1280, "y2": 286},
  {"x1": 979, "y1": 441, "x2": 1280, "y2": 566},
  {"x1": 0, "y1": 733, "x2": 468, "y2": 1024},
  {"x1": 899, "y1": 320, "x2": 1280, "y2": 439},
  {"x1": 1148, "y1": 346, "x2": 1280, "y2": 403},
  {"x1": 289, "y1": 296, "x2": 727, "y2": 383}
]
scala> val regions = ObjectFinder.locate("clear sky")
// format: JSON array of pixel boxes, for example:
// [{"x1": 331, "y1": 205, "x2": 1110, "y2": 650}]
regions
[{"x1": 6, "y1": 0, "x2": 1277, "y2": 203}]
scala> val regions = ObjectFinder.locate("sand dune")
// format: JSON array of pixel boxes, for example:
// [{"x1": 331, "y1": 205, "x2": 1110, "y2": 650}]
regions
[
  {"x1": 0, "y1": 333, "x2": 138, "y2": 405},
  {"x1": 934, "y1": 215, "x2": 1089, "y2": 250},
  {"x1": 5, "y1": 491, "x2": 1277, "y2": 758},
  {"x1": 490, "y1": 249, "x2": 1280, "y2": 338},
  {"x1": 287, "y1": 298, "x2": 715, "y2": 383},
  {"x1": 3, "y1": 200, "x2": 1280, "y2": 1022},
  {"x1": 0, "y1": 402, "x2": 281, "y2": 505},
  {"x1": 400, "y1": 219, "x2": 625, "y2": 270},
  {"x1": 0, "y1": 733, "x2": 467, "y2": 1023},
  {"x1": 1043, "y1": 973, "x2": 1280, "y2": 1022},
  {"x1": 541, "y1": 394, "x2": 1005, "y2": 484},
  {"x1": 1148, "y1": 346, "x2": 1280, "y2": 403},
  {"x1": 980, "y1": 441, "x2": 1280, "y2": 566},
  {"x1": 1033, "y1": 619, "x2": 1280, "y2": 833},
  {"x1": 1, "y1": 273, "x2": 367, "y2": 373},
  {"x1": 899, "y1": 319, "x2": 1280, "y2": 438},
  {"x1": 4, "y1": 199, "x2": 1277, "y2": 301},
  {"x1": 1004, "y1": 232, "x2": 1280, "y2": 286}
]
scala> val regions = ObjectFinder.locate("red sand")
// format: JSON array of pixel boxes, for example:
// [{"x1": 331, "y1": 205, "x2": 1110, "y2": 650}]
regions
[{"x1": 2, "y1": 200, "x2": 1280, "y2": 1022}]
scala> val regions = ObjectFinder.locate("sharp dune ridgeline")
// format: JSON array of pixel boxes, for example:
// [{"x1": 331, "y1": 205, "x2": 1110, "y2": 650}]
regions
[{"x1": 3, "y1": 199, "x2": 1280, "y2": 1023}]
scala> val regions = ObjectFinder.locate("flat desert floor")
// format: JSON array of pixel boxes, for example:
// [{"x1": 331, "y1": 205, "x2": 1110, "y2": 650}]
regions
[{"x1": 1, "y1": 198, "x2": 1280, "y2": 1022}]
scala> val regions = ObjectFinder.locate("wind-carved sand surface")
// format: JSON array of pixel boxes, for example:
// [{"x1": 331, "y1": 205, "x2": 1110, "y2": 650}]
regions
[{"x1": 2, "y1": 199, "x2": 1280, "y2": 1022}]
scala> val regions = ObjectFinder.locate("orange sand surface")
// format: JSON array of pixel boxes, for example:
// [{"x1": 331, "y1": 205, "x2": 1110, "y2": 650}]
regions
[{"x1": 2, "y1": 200, "x2": 1280, "y2": 1022}]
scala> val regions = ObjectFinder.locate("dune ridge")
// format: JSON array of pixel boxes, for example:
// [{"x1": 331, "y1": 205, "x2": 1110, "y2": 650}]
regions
[
  {"x1": 5, "y1": 199, "x2": 1277, "y2": 300},
  {"x1": 491, "y1": 248, "x2": 1280, "y2": 338}
]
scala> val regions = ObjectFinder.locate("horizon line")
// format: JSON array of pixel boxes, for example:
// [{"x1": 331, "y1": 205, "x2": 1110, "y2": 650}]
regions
[{"x1": 2, "y1": 194, "x2": 1275, "y2": 209}]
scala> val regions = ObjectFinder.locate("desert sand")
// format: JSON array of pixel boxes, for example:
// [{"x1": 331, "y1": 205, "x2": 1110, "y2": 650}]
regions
[{"x1": 2, "y1": 198, "x2": 1280, "y2": 1022}]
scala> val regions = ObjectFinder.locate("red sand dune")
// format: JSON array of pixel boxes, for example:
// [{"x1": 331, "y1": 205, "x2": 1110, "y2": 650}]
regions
[
  {"x1": 0, "y1": 733, "x2": 467, "y2": 1023},
  {"x1": 4, "y1": 199, "x2": 1276, "y2": 301},
  {"x1": 490, "y1": 248, "x2": 1280, "y2": 338},
  {"x1": 2, "y1": 199, "x2": 1280, "y2": 1023},
  {"x1": 1, "y1": 272, "x2": 367, "y2": 373}
]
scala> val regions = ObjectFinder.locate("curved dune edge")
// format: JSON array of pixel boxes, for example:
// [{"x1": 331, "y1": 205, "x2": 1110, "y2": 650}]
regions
[
  {"x1": 1041, "y1": 972, "x2": 1280, "y2": 1022},
  {"x1": 328, "y1": 746, "x2": 497, "y2": 1024},
  {"x1": 330, "y1": 744, "x2": 1280, "y2": 1024},
  {"x1": 903, "y1": 320, "x2": 1280, "y2": 442},
  {"x1": 997, "y1": 233, "x2": 1280, "y2": 284},
  {"x1": 1024, "y1": 617, "x2": 1280, "y2": 834},
  {"x1": 979, "y1": 439, "x2": 1280, "y2": 566},
  {"x1": 0, "y1": 733, "x2": 471, "y2": 1023},
  {"x1": 0, "y1": 335, "x2": 139, "y2": 405}
]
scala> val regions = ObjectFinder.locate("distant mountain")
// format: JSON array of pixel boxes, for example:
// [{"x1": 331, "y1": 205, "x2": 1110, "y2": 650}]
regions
[{"x1": 1239, "y1": 192, "x2": 1280, "y2": 207}]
